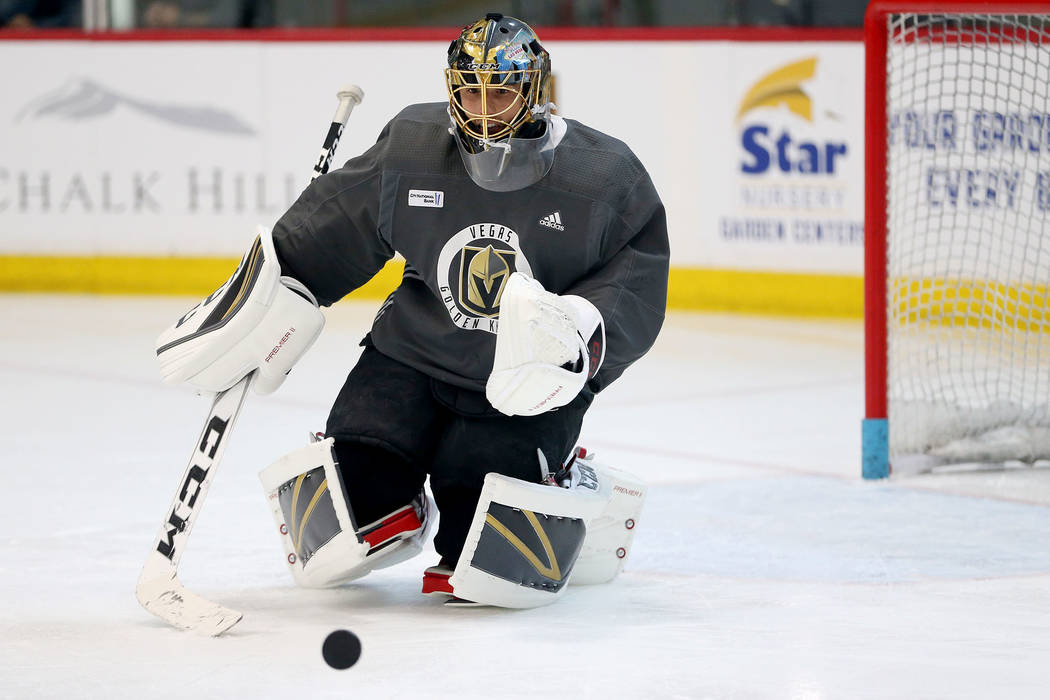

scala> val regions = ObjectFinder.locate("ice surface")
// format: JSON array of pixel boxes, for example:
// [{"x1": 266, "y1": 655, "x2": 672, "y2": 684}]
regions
[{"x1": 2, "y1": 295, "x2": 1049, "y2": 699}]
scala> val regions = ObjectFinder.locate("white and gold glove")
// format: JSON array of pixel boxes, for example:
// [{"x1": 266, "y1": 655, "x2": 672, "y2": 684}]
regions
[{"x1": 486, "y1": 273, "x2": 605, "y2": 416}]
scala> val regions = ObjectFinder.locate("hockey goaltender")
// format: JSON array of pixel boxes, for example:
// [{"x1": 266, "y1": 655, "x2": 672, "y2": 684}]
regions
[{"x1": 155, "y1": 13, "x2": 668, "y2": 608}]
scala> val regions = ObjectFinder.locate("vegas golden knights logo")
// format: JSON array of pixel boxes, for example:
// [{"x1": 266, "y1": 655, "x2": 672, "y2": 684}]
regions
[
  {"x1": 459, "y1": 244, "x2": 516, "y2": 317},
  {"x1": 436, "y1": 223, "x2": 533, "y2": 333}
]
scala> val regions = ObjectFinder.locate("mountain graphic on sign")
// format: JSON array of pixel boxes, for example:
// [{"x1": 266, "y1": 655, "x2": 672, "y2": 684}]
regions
[
  {"x1": 16, "y1": 77, "x2": 256, "y2": 135},
  {"x1": 735, "y1": 57, "x2": 817, "y2": 123}
]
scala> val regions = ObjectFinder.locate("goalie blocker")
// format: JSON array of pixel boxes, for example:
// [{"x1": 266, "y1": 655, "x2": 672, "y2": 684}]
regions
[
  {"x1": 448, "y1": 450, "x2": 646, "y2": 608},
  {"x1": 155, "y1": 227, "x2": 325, "y2": 396}
]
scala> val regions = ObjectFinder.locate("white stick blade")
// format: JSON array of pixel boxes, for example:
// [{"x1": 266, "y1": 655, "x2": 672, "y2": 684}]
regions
[{"x1": 136, "y1": 573, "x2": 242, "y2": 636}]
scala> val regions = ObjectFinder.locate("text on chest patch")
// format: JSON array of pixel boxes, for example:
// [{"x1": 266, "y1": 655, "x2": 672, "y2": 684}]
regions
[{"x1": 408, "y1": 190, "x2": 444, "y2": 208}]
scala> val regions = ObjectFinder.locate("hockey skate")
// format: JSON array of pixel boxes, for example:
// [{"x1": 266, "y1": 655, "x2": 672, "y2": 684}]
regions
[
  {"x1": 421, "y1": 559, "x2": 454, "y2": 597},
  {"x1": 421, "y1": 560, "x2": 484, "y2": 606}
]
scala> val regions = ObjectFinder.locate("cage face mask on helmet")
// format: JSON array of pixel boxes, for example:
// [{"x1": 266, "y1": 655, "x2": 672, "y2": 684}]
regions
[{"x1": 446, "y1": 14, "x2": 558, "y2": 192}]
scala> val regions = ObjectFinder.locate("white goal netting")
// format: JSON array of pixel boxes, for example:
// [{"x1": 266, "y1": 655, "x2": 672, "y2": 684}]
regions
[{"x1": 885, "y1": 13, "x2": 1050, "y2": 470}]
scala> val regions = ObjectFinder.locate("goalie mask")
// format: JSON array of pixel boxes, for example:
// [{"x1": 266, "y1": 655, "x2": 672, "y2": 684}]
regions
[{"x1": 445, "y1": 14, "x2": 561, "y2": 192}]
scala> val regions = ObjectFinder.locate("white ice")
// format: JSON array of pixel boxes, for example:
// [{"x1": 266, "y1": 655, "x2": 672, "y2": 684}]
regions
[{"x1": 3, "y1": 294, "x2": 1050, "y2": 699}]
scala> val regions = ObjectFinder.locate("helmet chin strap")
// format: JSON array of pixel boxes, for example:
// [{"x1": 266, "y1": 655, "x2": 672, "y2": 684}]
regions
[
  {"x1": 478, "y1": 138, "x2": 513, "y2": 176},
  {"x1": 532, "y1": 101, "x2": 556, "y2": 118}
]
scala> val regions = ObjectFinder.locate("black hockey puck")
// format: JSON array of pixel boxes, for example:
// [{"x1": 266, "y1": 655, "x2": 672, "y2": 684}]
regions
[{"x1": 322, "y1": 629, "x2": 362, "y2": 669}]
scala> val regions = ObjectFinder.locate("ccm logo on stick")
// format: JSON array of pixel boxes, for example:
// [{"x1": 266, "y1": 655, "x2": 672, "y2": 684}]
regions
[{"x1": 155, "y1": 415, "x2": 229, "y2": 560}]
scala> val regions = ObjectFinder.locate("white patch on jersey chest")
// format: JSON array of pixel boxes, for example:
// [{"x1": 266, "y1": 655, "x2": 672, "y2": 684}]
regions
[{"x1": 408, "y1": 189, "x2": 444, "y2": 208}]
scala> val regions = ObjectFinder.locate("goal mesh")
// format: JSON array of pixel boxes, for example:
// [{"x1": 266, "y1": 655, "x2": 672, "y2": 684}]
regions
[{"x1": 884, "y1": 12, "x2": 1050, "y2": 470}]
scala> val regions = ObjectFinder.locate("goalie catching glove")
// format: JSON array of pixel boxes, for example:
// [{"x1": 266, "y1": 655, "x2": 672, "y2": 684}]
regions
[
  {"x1": 486, "y1": 273, "x2": 605, "y2": 416},
  {"x1": 155, "y1": 227, "x2": 325, "y2": 395}
]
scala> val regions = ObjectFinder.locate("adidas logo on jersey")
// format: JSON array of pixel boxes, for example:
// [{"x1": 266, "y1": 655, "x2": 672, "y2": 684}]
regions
[{"x1": 538, "y1": 211, "x2": 565, "y2": 231}]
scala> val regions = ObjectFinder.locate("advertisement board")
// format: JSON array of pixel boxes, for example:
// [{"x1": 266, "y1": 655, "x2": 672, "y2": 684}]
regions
[{"x1": 0, "y1": 33, "x2": 865, "y2": 311}]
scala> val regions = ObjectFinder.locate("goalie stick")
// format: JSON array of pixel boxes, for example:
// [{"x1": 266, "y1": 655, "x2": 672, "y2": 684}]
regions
[{"x1": 135, "y1": 85, "x2": 365, "y2": 636}]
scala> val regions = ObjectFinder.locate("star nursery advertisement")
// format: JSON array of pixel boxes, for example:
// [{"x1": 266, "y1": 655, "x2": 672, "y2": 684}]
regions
[{"x1": 708, "y1": 43, "x2": 865, "y2": 274}]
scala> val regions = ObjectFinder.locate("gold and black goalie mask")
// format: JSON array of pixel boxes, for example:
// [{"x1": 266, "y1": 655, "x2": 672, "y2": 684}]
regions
[{"x1": 445, "y1": 13, "x2": 551, "y2": 148}]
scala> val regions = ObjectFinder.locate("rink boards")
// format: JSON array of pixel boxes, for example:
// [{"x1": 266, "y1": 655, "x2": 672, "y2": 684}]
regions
[{"x1": 0, "y1": 31, "x2": 864, "y2": 316}]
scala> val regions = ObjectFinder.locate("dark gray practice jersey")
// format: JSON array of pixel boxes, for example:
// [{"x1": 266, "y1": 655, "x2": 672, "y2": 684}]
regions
[{"x1": 271, "y1": 102, "x2": 669, "y2": 394}]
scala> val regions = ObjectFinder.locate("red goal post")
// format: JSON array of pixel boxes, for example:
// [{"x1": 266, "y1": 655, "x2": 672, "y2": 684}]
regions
[{"x1": 863, "y1": 1, "x2": 1050, "y2": 478}]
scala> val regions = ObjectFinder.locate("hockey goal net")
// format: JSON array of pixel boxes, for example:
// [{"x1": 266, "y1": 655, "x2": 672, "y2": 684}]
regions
[{"x1": 864, "y1": 1, "x2": 1050, "y2": 477}]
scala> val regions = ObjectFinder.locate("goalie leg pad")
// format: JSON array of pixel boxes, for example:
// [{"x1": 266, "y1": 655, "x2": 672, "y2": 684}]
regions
[
  {"x1": 565, "y1": 451, "x2": 647, "y2": 585},
  {"x1": 448, "y1": 452, "x2": 647, "y2": 605},
  {"x1": 448, "y1": 472, "x2": 606, "y2": 608},
  {"x1": 259, "y1": 438, "x2": 432, "y2": 588}
]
